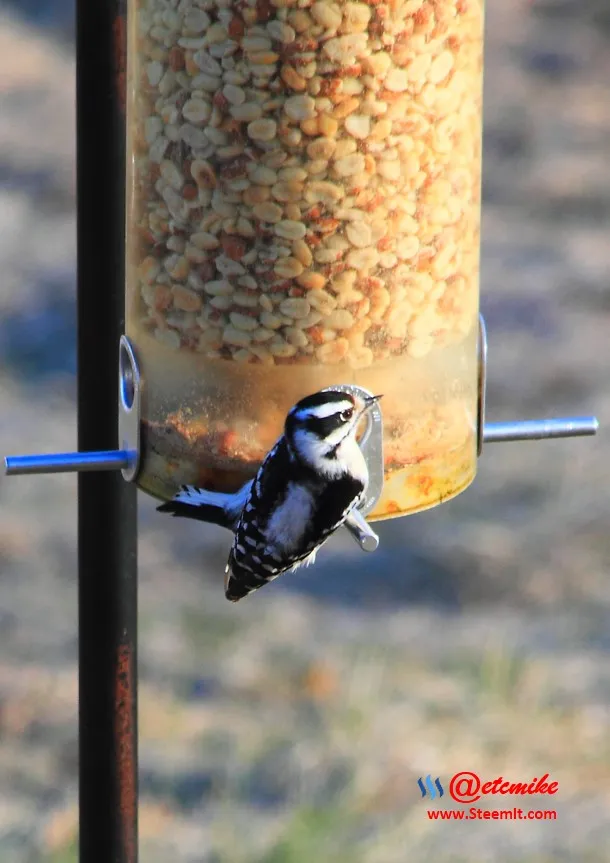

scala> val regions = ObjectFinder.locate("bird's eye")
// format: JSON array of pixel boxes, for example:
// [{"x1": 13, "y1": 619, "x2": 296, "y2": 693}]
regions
[{"x1": 340, "y1": 408, "x2": 354, "y2": 421}]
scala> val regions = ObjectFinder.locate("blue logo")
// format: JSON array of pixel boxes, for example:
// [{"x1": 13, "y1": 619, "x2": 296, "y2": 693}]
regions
[{"x1": 418, "y1": 775, "x2": 444, "y2": 799}]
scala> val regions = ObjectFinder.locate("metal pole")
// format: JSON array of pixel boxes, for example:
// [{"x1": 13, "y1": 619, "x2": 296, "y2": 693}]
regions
[{"x1": 76, "y1": 0, "x2": 138, "y2": 860}]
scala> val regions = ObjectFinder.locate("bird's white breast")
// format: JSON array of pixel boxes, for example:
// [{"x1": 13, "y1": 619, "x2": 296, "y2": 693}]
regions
[
  {"x1": 335, "y1": 437, "x2": 368, "y2": 483},
  {"x1": 264, "y1": 483, "x2": 314, "y2": 553}
]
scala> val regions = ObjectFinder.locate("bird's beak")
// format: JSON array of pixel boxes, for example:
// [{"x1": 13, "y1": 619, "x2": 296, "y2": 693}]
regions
[{"x1": 362, "y1": 394, "x2": 383, "y2": 412}]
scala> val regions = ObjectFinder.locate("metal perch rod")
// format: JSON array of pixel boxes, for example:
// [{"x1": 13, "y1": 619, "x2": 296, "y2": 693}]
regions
[
  {"x1": 483, "y1": 417, "x2": 599, "y2": 443},
  {"x1": 2, "y1": 413, "x2": 599, "y2": 558},
  {"x1": 4, "y1": 450, "x2": 132, "y2": 475},
  {"x1": 4, "y1": 416, "x2": 599, "y2": 476}
]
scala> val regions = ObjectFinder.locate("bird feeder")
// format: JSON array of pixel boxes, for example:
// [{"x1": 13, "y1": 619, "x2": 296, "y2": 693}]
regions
[
  {"x1": 5, "y1": 0, "x2": 598, "y2": 538},
  {"x1": 124, "y1": 0, "x2": 484, "y2": 519}
]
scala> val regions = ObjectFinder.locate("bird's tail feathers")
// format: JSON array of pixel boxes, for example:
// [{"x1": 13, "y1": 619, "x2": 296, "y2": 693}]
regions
[
  {"x1": 157, "y1": 485, "x2": 236, "y2": 529},
  {"x1": 224, "y1": 555, "x2": 271, "y2": 602}
]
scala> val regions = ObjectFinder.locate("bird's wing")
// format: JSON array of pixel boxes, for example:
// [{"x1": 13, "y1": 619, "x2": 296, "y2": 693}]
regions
[{"x1": 225, "y1": 469, "x2": 364, "y2": 602}]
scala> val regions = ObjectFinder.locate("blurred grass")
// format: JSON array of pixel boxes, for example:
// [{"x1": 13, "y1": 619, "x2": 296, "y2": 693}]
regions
[
  {"x1": 259, "y1": 807, "x2": 363, "y2": 863},
  {"x1": 48, "y1": 843, "x2": 77, "y2": 863}
]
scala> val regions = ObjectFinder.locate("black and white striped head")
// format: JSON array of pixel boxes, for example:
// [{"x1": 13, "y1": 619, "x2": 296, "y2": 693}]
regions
[{"x1": 284, "y1": 389, "x2": 381, "y2": 477}]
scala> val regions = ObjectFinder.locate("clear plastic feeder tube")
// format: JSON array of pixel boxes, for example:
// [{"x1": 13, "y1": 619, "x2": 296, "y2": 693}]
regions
[{"x1": 125, "y1": 0, "x2": 484, "y2": 519}]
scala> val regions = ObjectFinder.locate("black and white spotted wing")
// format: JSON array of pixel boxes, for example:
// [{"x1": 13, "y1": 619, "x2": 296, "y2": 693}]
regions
[{"x1": 225, "y1": 437, "x2": 365, "y2": 602}]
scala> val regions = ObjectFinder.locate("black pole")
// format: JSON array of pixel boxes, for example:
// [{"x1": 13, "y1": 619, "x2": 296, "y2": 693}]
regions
[{"x1": 76, "y1": 0, "x2": 138, "y2": 861}]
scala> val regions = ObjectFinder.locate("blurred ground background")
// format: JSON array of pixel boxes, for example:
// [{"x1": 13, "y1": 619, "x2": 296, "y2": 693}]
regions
[{"x1": 0, "y1": 0, "x2": 609, "y2": 860}]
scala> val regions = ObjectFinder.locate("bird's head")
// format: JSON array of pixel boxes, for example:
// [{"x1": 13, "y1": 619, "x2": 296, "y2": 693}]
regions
[{"x1": 284, "y1": 389, "x2": 382, "y2": 478}]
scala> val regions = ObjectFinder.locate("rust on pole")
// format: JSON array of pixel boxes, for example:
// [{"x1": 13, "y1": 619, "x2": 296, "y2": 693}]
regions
[{"x1": 116, "y1": 643, "x2": 138, "y2": 863}]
